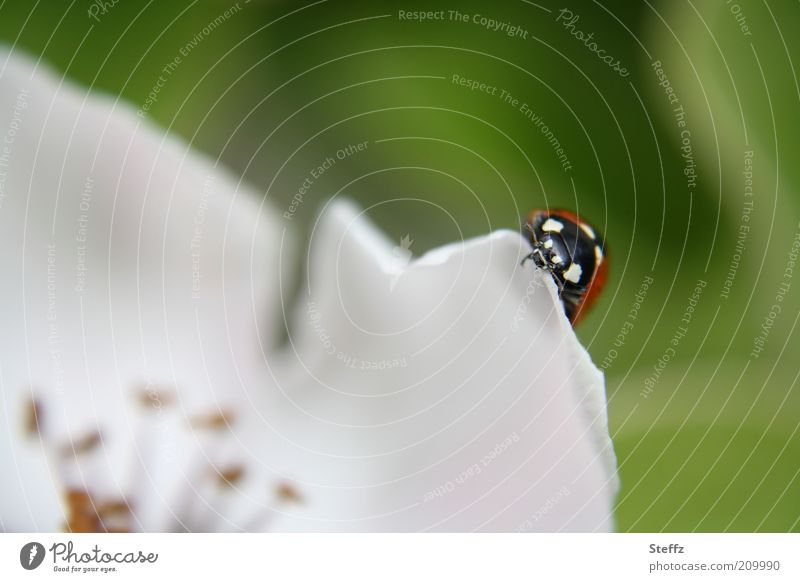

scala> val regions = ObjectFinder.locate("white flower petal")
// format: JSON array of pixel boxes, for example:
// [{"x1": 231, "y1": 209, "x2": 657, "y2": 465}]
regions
[
  {"x1": 243, "y1": 199, "x2": 618, "y2": 532},
  {"x1": 0, "y1": 47, "x2": 617, "y2": 533},
  {"x1": 0, "y1": 48, "x2": 287, "y2": 531}
]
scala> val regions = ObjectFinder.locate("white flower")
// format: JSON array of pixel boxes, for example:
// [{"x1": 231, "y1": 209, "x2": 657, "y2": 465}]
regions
[
  {"x1": 0, "y1": 48, "x2": 287, "y2": 532},
  {"x1": 0, "y1": 48, "x2": 617, "y2": 533}
]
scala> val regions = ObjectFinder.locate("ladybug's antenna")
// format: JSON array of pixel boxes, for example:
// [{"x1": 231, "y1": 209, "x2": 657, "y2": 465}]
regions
[{"x1": 522, "y1": 220, "x2": 538, "y2": 243}]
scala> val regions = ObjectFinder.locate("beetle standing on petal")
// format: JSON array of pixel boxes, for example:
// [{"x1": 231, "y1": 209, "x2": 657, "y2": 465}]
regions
[{"x1": 522, "y1": 209, "x2": 608, "y2": 325}]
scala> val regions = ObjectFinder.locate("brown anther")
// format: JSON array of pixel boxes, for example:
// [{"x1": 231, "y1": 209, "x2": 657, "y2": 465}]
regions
[
  {"x1": 24, "y1": 398, "x2": 43, "y2": 437},
  {"x1": 60, "y1": 431, "x2": 102, "y2": 457},
  {"x1": 98, "y1": 500, "x2": 130, "y2": 517},
  {"x1": 63, "y1": 489, "x2": 100, "y2": 532},
  {"x1": 65, "y1": 489, "x2": 93, "y2": 513},
  {"x1": 190, "y1": 410, "x2": 234, "y2": 430},
  {"x1": 275, "y1": 482, "x2": 304, "y2": 504},
  {"x1": 63, "y1": 491, "x2": 132, "y2": 533},
  {"x1": 215, "y1": 466, "x2": 245, "y2": 487},
  {"x1": 136, "y1": 385, "x2": 176, "y2": 409}
]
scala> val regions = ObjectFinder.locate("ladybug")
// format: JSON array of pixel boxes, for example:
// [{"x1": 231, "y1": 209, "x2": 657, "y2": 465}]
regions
[{"x1": 522, "y1": 208, "x2": 608, "y2": 325}]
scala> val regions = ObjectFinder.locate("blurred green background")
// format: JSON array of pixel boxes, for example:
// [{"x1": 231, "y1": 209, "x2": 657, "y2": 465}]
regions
[{"x1": 2, "y1": 0, "x2": 798, "y2": 531}]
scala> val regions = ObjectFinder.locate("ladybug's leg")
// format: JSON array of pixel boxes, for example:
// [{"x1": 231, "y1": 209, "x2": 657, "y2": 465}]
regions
[
  {"x1": 552, "y1": 274, "x2": 566, "y2": 295},
  {"x1": 521, "y1": 245, "x2": 548, "y2": 268}
]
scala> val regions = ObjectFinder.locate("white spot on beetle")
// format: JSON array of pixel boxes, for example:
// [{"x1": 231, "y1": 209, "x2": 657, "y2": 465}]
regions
[
  {"x1": 580, "y1": 222, "x2": 596, "y2": 239},
  {"x1": 543, "y1": 239, "x2": 553, "y2": 249},
  {"x1": 564, "y1": 262, "x2": 583, "y2": 283},
  {"x1": 542, "y1": 218, "x2": 564, "y2": 233},
  {"x1": 550, "y1": 254, "x2": 562, "y2": 265},
  {"x1": 595, "y1": 245, "x2": 603, "y2": 263}
]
